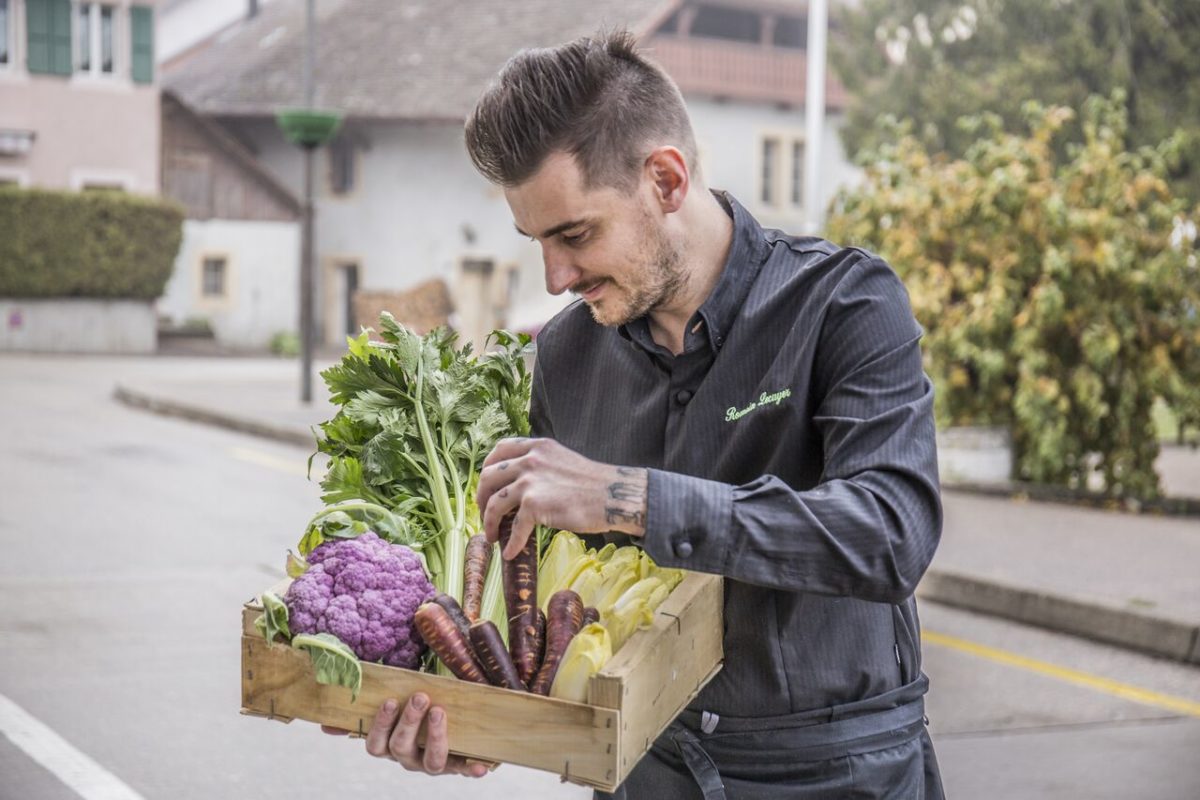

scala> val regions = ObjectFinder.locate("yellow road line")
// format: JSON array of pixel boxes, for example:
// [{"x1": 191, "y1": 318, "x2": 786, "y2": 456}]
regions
[
  {"x1": 923, "y1": 629, "x2": 1200, "y2": 719},
  {"x1": 229, "y1": 446, "x2": 309, "y2": 477}
]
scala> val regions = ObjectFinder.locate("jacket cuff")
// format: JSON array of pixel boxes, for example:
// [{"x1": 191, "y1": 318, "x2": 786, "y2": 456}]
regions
[{"x1": 642, "y1": 469, "x2": 734, "y2": 573}]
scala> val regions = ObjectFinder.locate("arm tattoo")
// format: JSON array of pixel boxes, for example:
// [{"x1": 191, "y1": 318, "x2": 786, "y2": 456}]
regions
[
  {"x1": 605, "y1": 468, "x2": 648, "y2": 535},
  {"x1": 606, "y1": 507, "x2": 645, "y2": 528},
  {"x1": 607, "y1": 482, "x2": 643, "y2": 503}
]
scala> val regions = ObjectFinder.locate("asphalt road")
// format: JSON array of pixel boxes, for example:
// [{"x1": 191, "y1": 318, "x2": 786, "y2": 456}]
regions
[{"x1": 2, "y1": 354, "x2": 1198, "y2": 799}]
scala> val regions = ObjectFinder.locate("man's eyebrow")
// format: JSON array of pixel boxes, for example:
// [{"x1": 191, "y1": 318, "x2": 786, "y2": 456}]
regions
[{"x1": 514, "y1": 218, "x2": 589, "y2": 240}]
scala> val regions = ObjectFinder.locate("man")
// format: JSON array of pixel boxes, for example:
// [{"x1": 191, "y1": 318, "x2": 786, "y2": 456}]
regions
[{"x1": 362, "y1": 30, "x2": 945, "y2": 798}]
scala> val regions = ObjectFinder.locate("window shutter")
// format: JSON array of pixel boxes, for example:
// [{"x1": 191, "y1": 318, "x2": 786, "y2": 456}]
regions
[
  {"x1": 26, "y1": 0, "x2": 51, "y2": 73},
  {"x1": 27, "y1": 0, "x2": 71, "y2": 76},
  {"x1": 49, "y1": 0, "x2": 71, "y2": 75},
  {"x1": 130, "y1": 6, "x2": 154, "y2": 84}
]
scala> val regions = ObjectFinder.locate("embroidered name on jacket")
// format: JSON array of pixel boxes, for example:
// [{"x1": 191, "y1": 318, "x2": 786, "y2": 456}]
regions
[{"x1": 725, "y1": 388, "x2": 793, "y2": 422}]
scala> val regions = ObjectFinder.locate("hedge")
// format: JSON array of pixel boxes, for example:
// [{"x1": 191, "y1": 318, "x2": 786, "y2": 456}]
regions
[{"x1": 0, "y1": 186, "x2": 183, "y2": 300}]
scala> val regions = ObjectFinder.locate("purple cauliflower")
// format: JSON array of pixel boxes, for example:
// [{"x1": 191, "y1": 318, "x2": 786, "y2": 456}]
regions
[{"x1": 284, "y1": 532, "x2": 436, "y2": 668}]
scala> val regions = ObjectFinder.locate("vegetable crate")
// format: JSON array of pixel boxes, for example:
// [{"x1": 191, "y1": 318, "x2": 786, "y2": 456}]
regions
[{"x1": 241, "y1": 571, "x2": 723, "y2": 792}]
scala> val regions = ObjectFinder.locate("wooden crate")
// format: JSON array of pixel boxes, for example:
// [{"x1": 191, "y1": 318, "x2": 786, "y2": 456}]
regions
[{"x1": 240, "y1": 572, "x2": 724, "y2": 792}]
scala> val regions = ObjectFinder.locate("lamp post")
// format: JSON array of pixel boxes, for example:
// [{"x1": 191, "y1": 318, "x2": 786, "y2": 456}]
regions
[
  {"x1": 803, "y1": 0, "x2": 828, "y2": 235},
  {"x1": 275, "y1": 0, "x2": 342, "y2": 403}
]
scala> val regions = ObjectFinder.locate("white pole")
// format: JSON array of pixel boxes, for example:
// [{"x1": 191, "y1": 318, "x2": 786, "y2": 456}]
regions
[{"x1": 803, "y1": 0, "x2": 828, "y2": 235}]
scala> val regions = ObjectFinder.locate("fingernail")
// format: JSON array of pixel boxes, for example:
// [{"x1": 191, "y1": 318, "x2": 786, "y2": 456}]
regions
[
  {"x1": 471, "y1": 764, "x2": 487, "y2": 778},
  {"x1": 430, "y1": 708, "x2": 444, "y2": 724},
  {"x1": 411, "y1": 694, "x2": 428, "y2": 711},
  {"x1": 383, "y1": 699, "x2": 397, "y2": 714}
]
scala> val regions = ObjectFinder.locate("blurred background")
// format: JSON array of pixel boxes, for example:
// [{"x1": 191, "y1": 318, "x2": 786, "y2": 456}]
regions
[{"x1": 1, "y1": 1, "x2": 1198, "y2": 798}]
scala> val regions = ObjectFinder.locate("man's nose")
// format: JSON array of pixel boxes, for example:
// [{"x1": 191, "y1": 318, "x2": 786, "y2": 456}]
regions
[{"x1": 543, "y1": 247, "x2": 581, "y2": 296}]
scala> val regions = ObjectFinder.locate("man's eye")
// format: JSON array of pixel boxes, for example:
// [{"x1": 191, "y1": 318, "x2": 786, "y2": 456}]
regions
[{"x1": 563, "y1": 231, "x2": 588, "y2": 246}]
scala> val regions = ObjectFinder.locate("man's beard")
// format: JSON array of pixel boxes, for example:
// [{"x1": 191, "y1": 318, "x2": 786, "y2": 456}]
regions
[{"x1": 587, "y1": 215, "x2": 686, "y2": 327}]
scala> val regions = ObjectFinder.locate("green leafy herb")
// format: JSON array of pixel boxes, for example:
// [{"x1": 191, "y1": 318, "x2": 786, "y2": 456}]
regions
[
  {"x1": 310, "y1": 316, "x2": 532, "y2": 616},
  {"x1": 254, "y1": 591, "x2": 291, "y2": 646},
  {"x1": 292, "y1": 633, "x2": 364, "y2": 702}
]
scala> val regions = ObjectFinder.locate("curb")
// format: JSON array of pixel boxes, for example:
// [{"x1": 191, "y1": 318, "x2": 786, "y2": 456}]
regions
[
  {"x1": 918, "y1": 568, "x2": 1200, "y2": 665},
  {"x1": 113, "y1": 384, "x2": 316, "y2": 448},
  {"x1": 942, "y1": 480, "x2": 1200, "y2": 518}
]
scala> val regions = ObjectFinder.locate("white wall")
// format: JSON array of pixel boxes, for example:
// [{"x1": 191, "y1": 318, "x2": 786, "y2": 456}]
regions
[
  {"x1": 221, "y1": 99, "x2": 862, "y2": 344},
  {"x1": 159, "y1": 218, "x2": 300, "y2": 347},
  {"x1": 158, "y1": 0, "x2": 271, "y2": 62},
  {"x1": 229, "y1": 118, "x2": 557, "y2": 345},
  {"x1": 686, "y1": 97, "x2": 861, "y2": 236},
  {"x1": 1, "y1": 299, "x2": 156, "y2": 353}
]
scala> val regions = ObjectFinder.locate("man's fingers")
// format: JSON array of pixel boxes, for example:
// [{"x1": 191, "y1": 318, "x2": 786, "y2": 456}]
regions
[
  {"x1": 422, "y1": 707, "x2": 450, "y2": 773},
  {"x1": 503, "y1": 505, "x2": 537, "y2": 561},
  {"x1": 321, "y1": 725, "x2": 350, "y2": 736},
  {"x1": 476, "y1": 455, "x2": 527, "y2": 525},
  {"x1": 386, "y1": 693, "x2": 431, "y2": 768},
  {"x1": 480, "y1": 437, "x2": 534, "y2": 470},
  {"x1": 365, "y1": 699, "x2": 401, "y2": 757},
  {"x1": 480, "y1": 478, "x2": 524, "y2": 545}
]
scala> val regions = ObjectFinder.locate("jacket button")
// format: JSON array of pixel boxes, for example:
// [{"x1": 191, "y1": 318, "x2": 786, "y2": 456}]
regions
[
  {"x1": 675, "y1": 389, "x2": 693, "y2": 405},
  {"x1": 675, "y1": 541, "x2": 694, "y2": 558}
]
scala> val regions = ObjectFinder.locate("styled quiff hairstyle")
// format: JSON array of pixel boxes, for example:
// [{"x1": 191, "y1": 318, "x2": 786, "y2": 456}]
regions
[{"x1": 465, "y1": 29, "x2": 698, "y2": 191}]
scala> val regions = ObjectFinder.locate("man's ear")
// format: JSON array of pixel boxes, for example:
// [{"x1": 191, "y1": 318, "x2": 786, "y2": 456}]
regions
[{"x1": 644, "y1": 146, "x2": 689, "y2": 214}]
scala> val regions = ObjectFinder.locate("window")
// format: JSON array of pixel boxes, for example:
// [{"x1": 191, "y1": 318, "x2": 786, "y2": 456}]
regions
[
  {"x1": 329, "y1": 138, "x2": 355, "y2": 195},
  {"x1": 773, "y1": 15, "x2": 808, "y2": 50},
  {"x1": 202, "y1": 257, "x2": 227, "y2": 297},
  {"x1": 791, "y1": 140, "x2": 804, "y2": 207},
  {"x1": 99, "y1": 4, "x2": 112, "y2": 72},
  {"x1": 761, "y1": 138, "x2": 779, "y2": 206},
  {"x1": 1, "y1": 0, "x2": 10, "y2": 67},
  {"x1": 691, "y1": 5, "x2": 761, "y2": 44},
  {"x1": 76, "y1": 3, "x2": 89, "y2": 71},
  {"x1": 76, "y1": 2, "x2": 116, "y2": 76}
]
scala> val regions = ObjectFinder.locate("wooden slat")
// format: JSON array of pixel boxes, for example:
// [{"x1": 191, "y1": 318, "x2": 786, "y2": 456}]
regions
[
  {"x1": 242, "y1": 635, "x2": 621, "y2": 789},
  {"x1": 240, "y1": 571, "x2": 723, "y2": 791},
  {"x1": 588, "y1": 572, "x2": 725, "y2": 785}
]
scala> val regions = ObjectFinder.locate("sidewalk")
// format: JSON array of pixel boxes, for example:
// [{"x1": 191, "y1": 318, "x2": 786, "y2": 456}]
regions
[{"x1": 113, "y1": 361, "x2": 1200, "y2": 665}]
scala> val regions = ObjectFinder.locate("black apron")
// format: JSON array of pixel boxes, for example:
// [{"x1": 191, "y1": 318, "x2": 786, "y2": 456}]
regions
[{"x1": 596, "y1": 679, "x2": 944, "y2": 799}]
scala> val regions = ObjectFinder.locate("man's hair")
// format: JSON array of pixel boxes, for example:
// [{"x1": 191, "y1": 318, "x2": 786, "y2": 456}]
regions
[{"x1": 465, "y1": 29, "x2": 698, "y2": 191}]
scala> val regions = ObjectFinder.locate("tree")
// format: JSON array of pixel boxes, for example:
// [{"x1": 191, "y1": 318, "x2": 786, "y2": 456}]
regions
[
  {"x1": 824, "y1": 94, "x2": 1200, "y2": 499},
  {"x1": 832, "y1": 0, "x2": 1200, "y2": 202}
]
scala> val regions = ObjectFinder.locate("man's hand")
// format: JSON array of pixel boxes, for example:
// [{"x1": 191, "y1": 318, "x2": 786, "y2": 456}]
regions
[
  {"x1": 322, "y1": 693, "x2": 494, "y2": 778},
  {"x1": 476, "y1": 438, "x2": 647, "y2": 559}
]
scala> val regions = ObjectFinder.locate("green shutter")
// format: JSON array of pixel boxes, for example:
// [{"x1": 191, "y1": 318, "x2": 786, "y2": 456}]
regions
[
  {"x1": 49, "y1": 0, "x2": 72, "y2": 74},
  {"x1": 27, "y1": 0, "x2": 71, "y2": 76},
  {"x1": 130, "y1": 6, "x2": 153, "y2": 84},
  {"x1": 26, "y1": 0, "x2": 51, "y2": 73}
]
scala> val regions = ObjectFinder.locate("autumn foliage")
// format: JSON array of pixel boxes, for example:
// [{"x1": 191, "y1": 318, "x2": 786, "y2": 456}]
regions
[{"x1": 826, "y1": 94, "x2": 1200, "y2": 499}]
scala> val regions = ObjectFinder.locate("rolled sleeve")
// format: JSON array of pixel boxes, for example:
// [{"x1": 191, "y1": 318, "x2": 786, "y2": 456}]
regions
[{"x1": 642, "y1": 468, "x2": 734, "y2": 573}]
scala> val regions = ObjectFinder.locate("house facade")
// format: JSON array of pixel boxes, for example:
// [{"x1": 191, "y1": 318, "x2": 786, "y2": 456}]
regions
[
  {"x1": 160, "y1": 0, "x2": 856, "y2": 350},
  {"x1": 157, "y1": 91, "x2": 301, "y2": 347},
  {"x1": 0, "y1": 0, "x2": 160, "y2": 192}
]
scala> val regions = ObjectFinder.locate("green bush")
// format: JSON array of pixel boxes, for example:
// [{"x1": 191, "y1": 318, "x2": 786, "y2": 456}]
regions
[
  {"x1": 269, "y1": 330, "x2": 300, "y2": 357},
  {"x1": 826, "y1": 93, "x2": 1200, "y2": 499},
  {"x1": 0, "y1": 186, "x2": 183, "y2": 299}
]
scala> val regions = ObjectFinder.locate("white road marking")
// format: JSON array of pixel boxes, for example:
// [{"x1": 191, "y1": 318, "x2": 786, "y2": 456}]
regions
[{"x1": 0, "y1": 693, "x2": 146, "y2": 800}]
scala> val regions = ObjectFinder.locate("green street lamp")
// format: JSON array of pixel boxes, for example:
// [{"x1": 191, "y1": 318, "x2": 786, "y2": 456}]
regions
[
  {"x1": 276, "y1": 108, "x2": 343, "y2": 148},
  {"x1": 274, "y1": 0, "x2": 343, "y2": 404}
]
